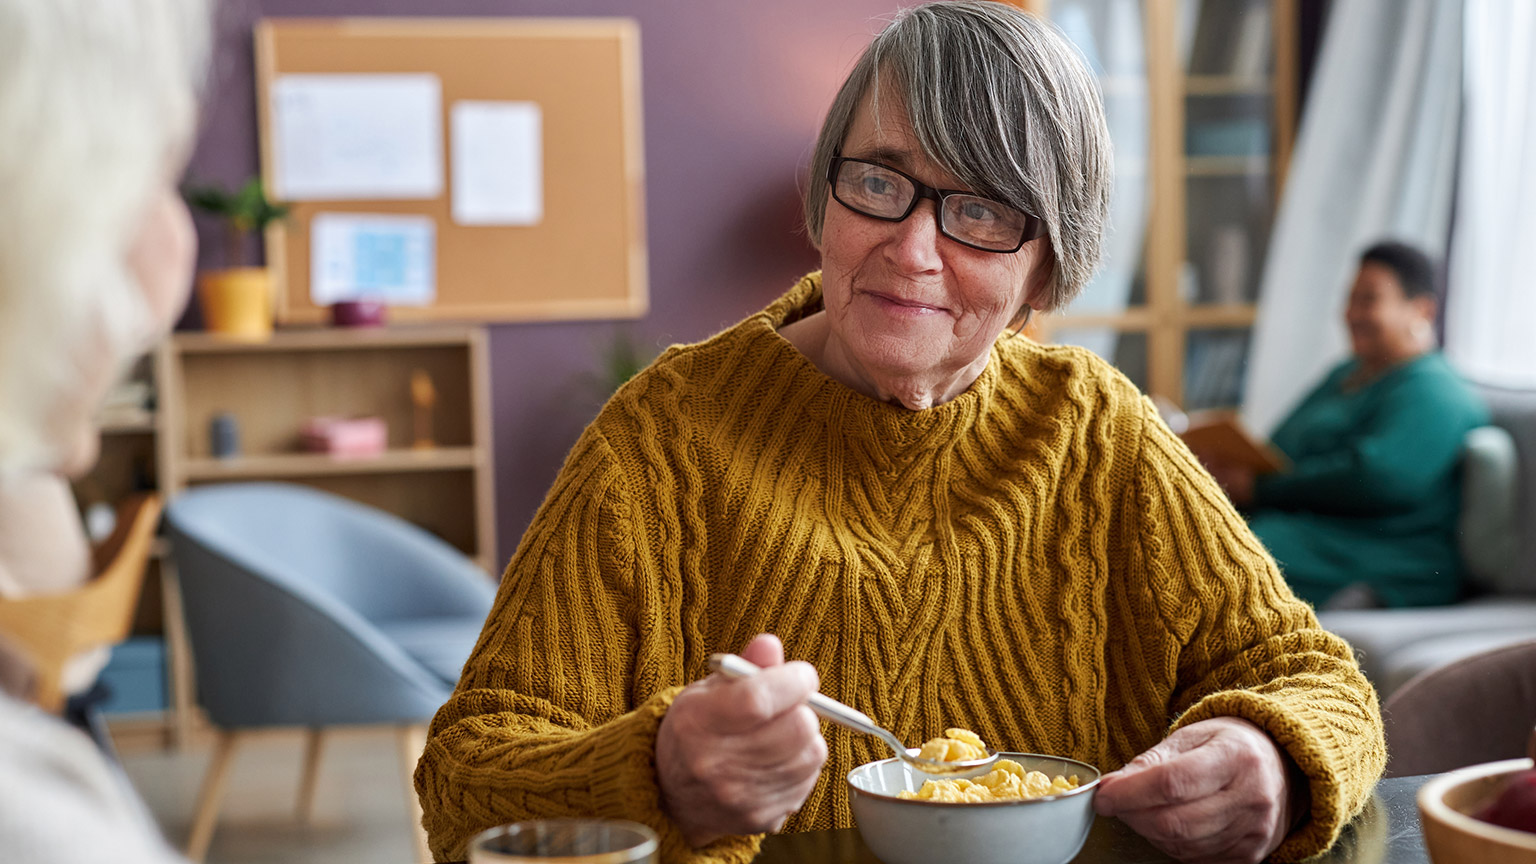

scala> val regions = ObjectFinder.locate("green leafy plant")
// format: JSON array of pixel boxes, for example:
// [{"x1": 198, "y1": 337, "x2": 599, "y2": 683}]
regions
[
  {"x1": 600, "y1": 330, "x2": 652, "y2": 395},
  {"x1": 182, "y1": 177, "x2": 289, "y2": 269}
]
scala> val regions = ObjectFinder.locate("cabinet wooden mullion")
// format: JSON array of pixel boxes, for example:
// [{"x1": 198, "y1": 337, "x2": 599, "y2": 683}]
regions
[{"x1": 1029, "y1": 0, "x2": 1298, "y2": 411}]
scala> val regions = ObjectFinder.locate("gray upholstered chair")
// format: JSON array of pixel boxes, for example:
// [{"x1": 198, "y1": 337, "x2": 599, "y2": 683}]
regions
[
  {"x1": 1319, "y1": 381, "x2": 1536, "y2": 698},
  {"x1": 164, "y1": 482, "x2": 496, "y2": 862},
  {"x1": 1382, "y1": 638, "x2": 1536, "y2": 777}
]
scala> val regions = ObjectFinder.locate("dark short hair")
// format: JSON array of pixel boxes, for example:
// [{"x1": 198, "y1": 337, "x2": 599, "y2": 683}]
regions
[{"x1": 1360, "y1": 241, "x2": 1438, "y2": 301}]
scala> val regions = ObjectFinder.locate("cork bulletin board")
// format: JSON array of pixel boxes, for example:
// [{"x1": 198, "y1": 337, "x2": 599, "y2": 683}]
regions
[{"x1": 255, "y1": 18, "x2": 647, "y2": 323}]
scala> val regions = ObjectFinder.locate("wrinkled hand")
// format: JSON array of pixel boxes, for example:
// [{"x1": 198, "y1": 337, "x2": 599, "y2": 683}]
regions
[
  {"x1": 657, "y1": 634, "x2": 827, "y2": 847},
  {"x1": 1094, "y1": 717, "x2": 1301, "y2": 864}
]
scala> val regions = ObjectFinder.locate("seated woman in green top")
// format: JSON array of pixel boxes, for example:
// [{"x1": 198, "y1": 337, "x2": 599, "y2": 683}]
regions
[{"x1": 1211, "y1": 241, "x2": 1489, "y2": 609}]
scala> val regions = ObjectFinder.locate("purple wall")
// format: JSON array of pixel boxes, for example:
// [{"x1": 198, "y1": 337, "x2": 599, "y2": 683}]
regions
[{"x1": 186, "y1": 0, "x2": 897, "y2": 564}]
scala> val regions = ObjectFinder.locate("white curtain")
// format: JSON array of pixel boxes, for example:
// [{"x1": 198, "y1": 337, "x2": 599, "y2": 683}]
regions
[
  {"x1": 1443, "y1": 1, "x2": 1536, "y2": 386},
  {"x1": 1241, "y1": 0, "x2": 1462, "y2": 434}
]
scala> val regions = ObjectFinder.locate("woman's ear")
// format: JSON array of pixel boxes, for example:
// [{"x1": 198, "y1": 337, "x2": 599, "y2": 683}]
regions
[
  {"x1": 1021, "y1": 247, "x2": 1056, "y2": 313},
  {"x1": 1008, "y1": 303, "x2": 1035, "y2": 333},
  {"x1": 1409, "y1": 295, "x2": 1439, "y2": 347},
  {"x1": 1410, "y1": 294, "x2": 1438, "y2": 321}
]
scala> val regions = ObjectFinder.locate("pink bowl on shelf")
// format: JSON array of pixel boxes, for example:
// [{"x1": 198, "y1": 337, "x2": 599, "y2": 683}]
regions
[{"x1": 329, "y1": 300, "x2": 387, "y2": 327}]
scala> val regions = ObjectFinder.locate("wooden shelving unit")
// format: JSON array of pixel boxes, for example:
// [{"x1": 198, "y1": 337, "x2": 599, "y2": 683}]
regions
[
  {"x1": 1183, "y1": 75, "x2": 1271, "y2": 96},
  {"x1": 156, "y1": 326, "x2": 496, "y2": 568},
  {"x1": 1184, "y1": 155, "x2": 1273, "y2": 177},
  {"x1": 93, "y1": 325, "x2": 497, "y2": 749},
  {"x1": 179, "y1": 447, "x2": 481, "y2": 481},
  {"x1": 1033, "y1": 0, "x2": 1298, "y2": 410},
  {"x1": 99, "y1": 415, "x2": 158, "y2": 435}
]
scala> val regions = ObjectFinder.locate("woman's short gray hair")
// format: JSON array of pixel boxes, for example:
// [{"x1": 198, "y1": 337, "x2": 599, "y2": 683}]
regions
[
  {"x1": 0, "y1": 0, "x2": 209, "y2": 476},
  {"x1": 804, "y1": 1, "x2": 1111, "y2": 312}
]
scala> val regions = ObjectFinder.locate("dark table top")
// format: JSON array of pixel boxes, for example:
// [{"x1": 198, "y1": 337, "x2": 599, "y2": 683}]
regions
[
  {"x1": 754, "y1": 774, "x2": 1433, "y2": 864},
  {"x1": 445, "y1": 775, "x2": 1431, "y2": 863}
]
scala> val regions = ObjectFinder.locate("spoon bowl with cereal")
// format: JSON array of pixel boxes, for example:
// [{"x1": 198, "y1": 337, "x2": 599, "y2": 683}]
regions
[{"x1": 707, "y1": 653, "x2": 1000, "y2": 776}]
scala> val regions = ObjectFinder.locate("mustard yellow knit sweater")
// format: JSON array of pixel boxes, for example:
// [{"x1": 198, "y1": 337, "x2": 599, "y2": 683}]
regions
[{"x1": 416, "y1": 274, "x2": 1385, "y2": 863}]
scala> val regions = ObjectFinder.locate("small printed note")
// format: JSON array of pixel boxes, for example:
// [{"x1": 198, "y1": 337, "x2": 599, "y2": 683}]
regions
[
  {"x1": 310, "y1": 213, "x2": 436, "y2": 306},
  {"x1": 450, "y1": 100, "x2": 543, "y2": 226},
  {"x1": 272, "y1": 74, "x2": 444, "y2": 201}
]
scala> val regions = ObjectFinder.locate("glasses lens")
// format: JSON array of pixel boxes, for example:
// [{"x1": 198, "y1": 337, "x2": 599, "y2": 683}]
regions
[
  {"x1": 834, "y1": 160, "x2": 914, "y2": 219},
  {"x1": 942, "y1": 195, "x2": 1032, "y2": 252}
]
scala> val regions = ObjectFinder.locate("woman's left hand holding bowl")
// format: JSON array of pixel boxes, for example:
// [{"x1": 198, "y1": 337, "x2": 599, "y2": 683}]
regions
[{"x1": 1093, "y1": 717, "x2": 1300, "y2": 864}]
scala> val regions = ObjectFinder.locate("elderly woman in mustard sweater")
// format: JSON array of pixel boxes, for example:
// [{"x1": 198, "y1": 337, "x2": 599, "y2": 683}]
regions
[{"x1": 416, "y1": 4, "x2": 1385, "y2": 863}]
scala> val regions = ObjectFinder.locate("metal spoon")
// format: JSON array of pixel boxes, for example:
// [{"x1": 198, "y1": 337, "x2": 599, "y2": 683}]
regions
[{"x1": 708, "y1": 652, "x2": 1000, "y2": 776}]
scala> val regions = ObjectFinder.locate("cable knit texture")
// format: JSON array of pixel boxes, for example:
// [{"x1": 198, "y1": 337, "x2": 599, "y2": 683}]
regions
[{"x1": 416, "y1": 273, "x2": 1385, "y2": 863}]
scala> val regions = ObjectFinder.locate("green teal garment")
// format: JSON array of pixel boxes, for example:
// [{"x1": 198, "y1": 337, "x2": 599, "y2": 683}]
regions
[{"x1": 1249, "y1": 352, "x2": 1489, "y2": 608}]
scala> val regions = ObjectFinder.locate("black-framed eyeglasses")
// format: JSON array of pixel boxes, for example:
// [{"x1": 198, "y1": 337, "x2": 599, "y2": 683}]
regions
[{"x1": 827, "y1": 154, "x2": 1045, "y2": 253}]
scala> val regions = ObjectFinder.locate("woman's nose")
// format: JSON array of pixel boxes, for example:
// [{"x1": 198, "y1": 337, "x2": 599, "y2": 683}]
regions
[{"x1": 884, "y1": 200, "x2": 944, "y2": 272}]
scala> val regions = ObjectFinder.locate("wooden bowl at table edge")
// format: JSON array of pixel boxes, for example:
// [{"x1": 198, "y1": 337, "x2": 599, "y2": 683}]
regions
[{"x1": 1418, "y1": 757, "x2": 1536, "y2": 864}]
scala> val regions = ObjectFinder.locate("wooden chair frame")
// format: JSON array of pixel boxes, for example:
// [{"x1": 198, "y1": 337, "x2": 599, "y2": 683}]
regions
[{"x1": 0, "y1": 494, "x2": 162, "y2": 712}]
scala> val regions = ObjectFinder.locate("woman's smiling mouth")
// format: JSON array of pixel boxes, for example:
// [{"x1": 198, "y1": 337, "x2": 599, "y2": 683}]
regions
[{"x1": 861, "y1": 288, "x2": 947, "y2": 317}]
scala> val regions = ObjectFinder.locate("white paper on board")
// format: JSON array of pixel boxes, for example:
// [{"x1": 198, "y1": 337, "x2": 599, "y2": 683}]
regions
[
  {"x1": 450, "y1": 101, "x2": 543, "y2": 226},
  {"x1": 272, "y1": 74, "x2": 443, "y2": 201},
  {"x1": 310, "y1": 213, "x2": 436, "y2": 306}
]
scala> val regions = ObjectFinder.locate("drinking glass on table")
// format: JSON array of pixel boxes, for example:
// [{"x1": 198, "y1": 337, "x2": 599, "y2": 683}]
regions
[{"x1": 469, "y1": 819, "x2": 659, "y2": 863}]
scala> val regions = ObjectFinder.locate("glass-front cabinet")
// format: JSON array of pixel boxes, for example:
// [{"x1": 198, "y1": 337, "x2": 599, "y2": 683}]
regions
[{"x1": 1026, "y1": 0, "x2": 1298, "y2": 411}]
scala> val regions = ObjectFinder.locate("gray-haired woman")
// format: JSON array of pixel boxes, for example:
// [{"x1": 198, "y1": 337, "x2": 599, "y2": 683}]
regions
[{"x1": 417, "y1": 5, "x2": 1384, "y2": 863}]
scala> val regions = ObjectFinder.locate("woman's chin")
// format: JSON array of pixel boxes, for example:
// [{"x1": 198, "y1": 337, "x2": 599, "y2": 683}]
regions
[
  {"x1": 55, "y1": 428, "x2": 101, "y2": 478},
  {"x1": 852, "y1": 340, "x2": 946, "y2": 379},
  {"x1": 845, "y1": 311, "x2": 953, "y2": 357},
  {"x1": 1346, "y1": 330, "x2": 1377, "y2": 357}
]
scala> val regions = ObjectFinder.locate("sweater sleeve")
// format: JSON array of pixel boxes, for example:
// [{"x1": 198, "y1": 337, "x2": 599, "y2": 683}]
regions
[
  {"x1": 1255, "y1": 363, "x2": 1479, "y2": 514},
  {"x1": 413, "y1": 426, "x2": 761, "y2": 864},
  {"x1": 1129, "y1": 403, "x2": 1386, "y2": 862}
]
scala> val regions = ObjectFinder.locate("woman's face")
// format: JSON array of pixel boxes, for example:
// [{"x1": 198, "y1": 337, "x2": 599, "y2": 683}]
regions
[
  {"x1": 1344, "y1": 261, "x2": 1433, "y2": 366},
  {"x1": 818, "y1": 87, "x2": 1049, "y2": 391},
  {"x1": 56, "y1": 181, "x2": 196, "y2": 476}
]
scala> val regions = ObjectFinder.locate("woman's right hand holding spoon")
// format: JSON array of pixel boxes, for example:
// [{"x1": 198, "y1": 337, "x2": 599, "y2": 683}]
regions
[{"x1": 656, "y1": 633, "x2": 828, "y2": 847}]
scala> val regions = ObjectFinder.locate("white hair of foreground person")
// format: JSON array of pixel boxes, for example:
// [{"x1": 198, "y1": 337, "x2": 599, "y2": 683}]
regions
[{"x1": 0, "y1": 0, "x2": 209, "y2": 477}]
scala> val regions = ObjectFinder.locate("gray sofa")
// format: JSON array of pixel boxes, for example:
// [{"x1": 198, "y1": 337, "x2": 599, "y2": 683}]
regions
[{"x1": 1316, "y1": 381, "x2": 1536, "y2": 698}]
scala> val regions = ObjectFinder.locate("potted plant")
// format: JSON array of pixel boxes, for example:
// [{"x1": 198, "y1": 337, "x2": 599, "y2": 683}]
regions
[{"x1": 183, "y1": 178, "x2": 289, "y2": 340}]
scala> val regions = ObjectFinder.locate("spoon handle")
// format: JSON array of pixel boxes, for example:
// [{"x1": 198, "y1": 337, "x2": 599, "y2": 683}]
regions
[{"x1": 707, "y1": 653, "x2": 897, "y2": 748}]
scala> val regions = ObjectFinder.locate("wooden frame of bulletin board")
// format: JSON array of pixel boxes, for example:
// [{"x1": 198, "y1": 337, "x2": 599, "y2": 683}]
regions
[{"x1": 255, "y1": 18, "x2": 647, "y2": 324}]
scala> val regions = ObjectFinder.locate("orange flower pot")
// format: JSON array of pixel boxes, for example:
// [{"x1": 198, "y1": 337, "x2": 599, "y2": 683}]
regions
[{"x1": 197, "y1": 267, "x2": 272, "y2": 341}]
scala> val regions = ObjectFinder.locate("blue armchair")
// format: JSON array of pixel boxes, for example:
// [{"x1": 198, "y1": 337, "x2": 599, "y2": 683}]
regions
[{"x1": 164, "y1": 482, "x2": 496, "y2": 862}]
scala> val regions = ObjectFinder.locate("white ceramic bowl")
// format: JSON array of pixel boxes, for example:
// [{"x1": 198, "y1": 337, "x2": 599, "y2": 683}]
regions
[{"x1": 847, "y1": 752, "x2": 1101, "y2": 864}]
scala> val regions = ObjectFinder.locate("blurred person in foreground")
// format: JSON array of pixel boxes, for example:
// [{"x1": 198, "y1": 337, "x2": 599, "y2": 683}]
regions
[
  {"x1": 1206, "y1": 242, "x2": 1489, "y2": 609},
  {"x1": 0, "y1": 0, "x2": 210, "y2": 859},
  {"x1": 416, "y1": 5, "x2": 1385, "y2": 863}
]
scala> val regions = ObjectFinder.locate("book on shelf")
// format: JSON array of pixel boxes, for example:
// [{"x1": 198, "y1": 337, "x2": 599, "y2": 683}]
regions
[
  {"x1": 1183, "y1": 329, "x2": 1249, "y2": 408},
  {"x1": 1186, "y1": 1, "x2": 1270, "y2": 79},
  {"x1": 1230, "y1": 2, "x2": 1271, "y2": 81}
]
